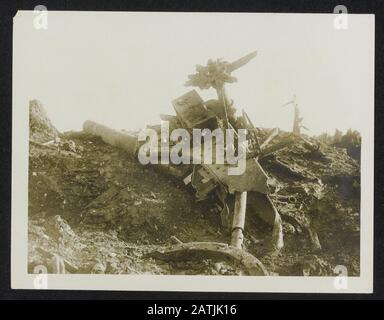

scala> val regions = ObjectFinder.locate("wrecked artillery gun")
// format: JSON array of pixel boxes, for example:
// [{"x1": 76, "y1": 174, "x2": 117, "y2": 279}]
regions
[{"x1": 83, "y1": 51, "x2": 308, "y2": 275}]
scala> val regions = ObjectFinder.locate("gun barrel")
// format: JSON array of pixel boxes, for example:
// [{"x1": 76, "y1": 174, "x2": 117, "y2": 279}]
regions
[{"x1": 83, "y1": 120, "x2": 137, "y2": 155}]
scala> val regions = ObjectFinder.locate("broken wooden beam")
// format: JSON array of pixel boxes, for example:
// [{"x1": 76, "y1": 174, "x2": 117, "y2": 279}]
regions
[
  {"x1": 260, "y1": 128, "x2": 279, "y2": 151},
  {"x1": 247, "y1": 191, "x2": 284, "y2": 251},
  {"x1": 259, "y1": 135, "x2": 296, "y2": 159}
]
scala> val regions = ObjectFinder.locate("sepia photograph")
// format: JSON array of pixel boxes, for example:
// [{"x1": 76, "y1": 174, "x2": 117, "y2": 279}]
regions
[{"x1": 11, "y1": 10, "x2": 374, "y2": 292}]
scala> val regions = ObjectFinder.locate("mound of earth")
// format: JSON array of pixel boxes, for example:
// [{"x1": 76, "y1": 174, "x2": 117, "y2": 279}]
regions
[
  {"x1": 29, "y1": 100, "x2": 59, "y2": 143},
  {"x1": 28, "y1": 101, "x2": 360, "y2": 276}
]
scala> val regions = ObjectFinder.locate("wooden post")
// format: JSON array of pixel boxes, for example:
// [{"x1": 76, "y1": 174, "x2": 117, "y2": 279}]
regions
[
  {"x1": 231, "y1": 191, "x2": 247, "y2": 248},
  {"x1": 292, "y1": 104, "x2": 301, "y2": 135}
]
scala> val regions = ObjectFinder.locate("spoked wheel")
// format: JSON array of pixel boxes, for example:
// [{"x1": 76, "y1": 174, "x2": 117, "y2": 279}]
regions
[{"x1": 146, "y1": 241, "x2": 268, "y2": 276}]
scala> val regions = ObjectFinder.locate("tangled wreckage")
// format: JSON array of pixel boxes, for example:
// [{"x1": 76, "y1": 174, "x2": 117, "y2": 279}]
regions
[{"x1": 28, "y1": 52, "x2": 361, "y2": 276}]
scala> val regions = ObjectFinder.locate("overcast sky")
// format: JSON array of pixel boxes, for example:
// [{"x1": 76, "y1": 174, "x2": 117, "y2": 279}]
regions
[{"x1": 14, "y1": 11, "x2": 374, "y2": 135}]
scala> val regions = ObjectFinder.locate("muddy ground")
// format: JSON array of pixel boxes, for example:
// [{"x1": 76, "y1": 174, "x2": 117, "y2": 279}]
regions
[{"x1": 28, "y1": 100, "x2": 360, "y2": 276}]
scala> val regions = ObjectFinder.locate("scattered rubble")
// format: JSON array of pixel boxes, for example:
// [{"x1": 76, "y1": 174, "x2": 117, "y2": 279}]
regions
[{"x1": 317, "y1": 129, "x2": 361, "y2": 161}]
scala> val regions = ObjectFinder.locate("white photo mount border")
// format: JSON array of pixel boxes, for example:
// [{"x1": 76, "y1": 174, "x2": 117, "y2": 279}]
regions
[{"x1": 11, "y1": 11, "x2": 374, "y2": 293}]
